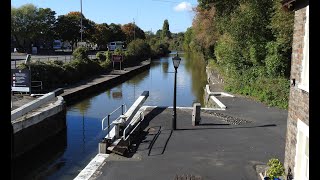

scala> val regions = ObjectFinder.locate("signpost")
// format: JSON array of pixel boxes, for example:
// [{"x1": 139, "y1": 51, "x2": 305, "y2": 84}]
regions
[
  {"x1": 112, "y1": 55, "x2": 123, "y2": 70},
  {"x1": 11, "y1": 69, "x2": 31, "y2": 93}
]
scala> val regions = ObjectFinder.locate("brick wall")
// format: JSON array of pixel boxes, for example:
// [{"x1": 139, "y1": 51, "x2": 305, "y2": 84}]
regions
[{"x1": 284, "y1": 4, "x2": 309, "y2": 177}]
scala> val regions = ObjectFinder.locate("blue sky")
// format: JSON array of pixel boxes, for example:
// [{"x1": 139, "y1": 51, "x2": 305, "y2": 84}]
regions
[{"x1": 11, "y1": 0, "x2": 198, "y2": 33}]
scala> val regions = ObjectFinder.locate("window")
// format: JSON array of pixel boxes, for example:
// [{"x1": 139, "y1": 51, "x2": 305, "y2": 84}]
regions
[
  {"x1": 294, "y1": 119, "x2": 309, "y2": 180},
  {"x1": 298, "y1": 5, "x2": 309, "y2": 92}
]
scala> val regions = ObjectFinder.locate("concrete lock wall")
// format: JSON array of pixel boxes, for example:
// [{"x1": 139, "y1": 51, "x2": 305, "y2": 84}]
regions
[
  {"x1": 13, "y1": 108, "x2": 66, "y2": 158},
  {"x1": 11, "y1": 92, "x2": 55, "y2": 121},
  {"x1": 12, "y1": 96, "x2": 67, "y2": 158}
]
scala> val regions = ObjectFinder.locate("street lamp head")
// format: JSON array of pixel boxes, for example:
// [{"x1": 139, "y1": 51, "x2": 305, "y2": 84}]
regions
[{"x1": 172, "y1": 53, "x2": 181, "y2": 69}]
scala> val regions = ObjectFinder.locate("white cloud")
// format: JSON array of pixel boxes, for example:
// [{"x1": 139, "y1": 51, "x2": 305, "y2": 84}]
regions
[{"x1": 174, "y1": 2, "x2": 192, "y2": 12}]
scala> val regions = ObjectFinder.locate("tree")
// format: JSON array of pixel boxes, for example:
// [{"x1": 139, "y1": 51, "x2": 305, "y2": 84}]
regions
[
  {"x1": 126, "y1": 39, "x2": 151, "y2": 59},
  {"x1": 192, "y1": 5, "x2": 218, "y2": 56},
  {"x1": 121, "y1": 23, "x2": 146, "y2": 43},
  {"x1": 84, "y1": 19, "x2": 96, "y2": 43},
  {"x1": 91, "y1": 23, "x2": 111, "y2": 49},
  {"x1": 161, "y1": 19, "x2": 171, "y2": 39},
  {"x1": 55, "y1": 11, "x2": 95, "y2": 50},
  {"x1": 156, "y1": 29, "x2": 162, "y2": 38},
  {"x1": 55, "y1": 13, "x2": 80, "y2": 50},
  {"x1": 197, "y1": 0, "x2": 239, "y2": 15},
  {"x1": 35, "y1": 8, "x2": 56, "y2": 48},
  {"x1": 11, "y1": 4, "x2": 56, "y2": 51},
  {"x1": 183, "y1": 27, "x2": 194, "y2": 51},
  {"x1": 145, "y1": 30, "x2": 155, "y2": 40},
  {"x1": 108, "y1": 23, "x2": 126, "y2": 42}
]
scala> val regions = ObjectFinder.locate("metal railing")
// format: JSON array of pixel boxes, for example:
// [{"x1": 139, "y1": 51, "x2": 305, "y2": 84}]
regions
[
  {"x1": 101, "y1": 104, "x2": 127, "y2": 136},
  {"x1": 123, "y1": 111, "x2": 144, "y2": 141},
  {"x1": 31, "y1": 81, "x2": 43, "y2": 90}
]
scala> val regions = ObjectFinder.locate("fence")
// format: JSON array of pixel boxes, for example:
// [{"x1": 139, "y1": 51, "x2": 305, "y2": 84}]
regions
[{"x1": 11, "y1": 55, "x2": 97, "y2": 69}]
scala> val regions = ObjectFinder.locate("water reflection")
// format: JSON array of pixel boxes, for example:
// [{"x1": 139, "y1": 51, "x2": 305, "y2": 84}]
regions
[
  {"x1": 184, "y1": 52, "x2": 207, "y2": 105},
  {"x1": 162, "y1": 60, "x2": 169, "y2": 78}
]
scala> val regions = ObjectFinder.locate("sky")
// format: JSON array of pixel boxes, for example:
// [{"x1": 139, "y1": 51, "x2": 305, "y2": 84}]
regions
[{"x1": 11, "y1": 0, "x2": 198, "y2": 33}]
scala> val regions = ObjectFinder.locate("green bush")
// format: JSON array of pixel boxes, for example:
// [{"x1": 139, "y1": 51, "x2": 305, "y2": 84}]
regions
[
  {"x1": 96, "y1": 51, "x2": 106, "y2": 61},
  {"x1": 113, "y1": 48, "x2": 125, "y2": 56},
  {"x1": 223, "y1": 68, "x2": 289, "y2": 109},
  {"x1": 267, "y1": 158, "x2": 285, "y2": 179},
  {"x1": 100, "y1": 59, "x2": 112, "y2": 70},
  {"x1": 127, "y1": 39, "x2": 151, "y2": 59},
  {"x1": 73, "y1": 46, "x2": 89, "y2": 61},
  {"x1": 104, "y1": 50, "x2": 112, "y2": 62},
  {"x1": 265, "y1": 42, "x2": 287, "y2": 77}
]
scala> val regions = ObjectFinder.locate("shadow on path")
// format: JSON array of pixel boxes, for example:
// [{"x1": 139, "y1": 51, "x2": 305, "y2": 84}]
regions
[{"x1": 177, "y1": 124, "x2": 277, "y2": 131}]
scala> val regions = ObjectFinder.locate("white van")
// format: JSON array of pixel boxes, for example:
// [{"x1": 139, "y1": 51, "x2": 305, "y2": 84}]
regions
[{"x1": 107, "y1": 41, "x2": 126, "y2": 51}]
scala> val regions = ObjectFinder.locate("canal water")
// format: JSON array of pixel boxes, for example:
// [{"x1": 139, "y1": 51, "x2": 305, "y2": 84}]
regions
[{"x1": 13, "y1": 52, "x2": 208, "y2": 180}]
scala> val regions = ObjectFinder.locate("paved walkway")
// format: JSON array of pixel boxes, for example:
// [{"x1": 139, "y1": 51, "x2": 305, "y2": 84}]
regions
[{"x1": 89, "y1": 93, "x2": 288, "y2": 180}]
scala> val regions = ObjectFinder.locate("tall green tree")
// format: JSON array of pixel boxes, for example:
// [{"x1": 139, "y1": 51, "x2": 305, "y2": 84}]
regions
[
  {"x1": 161, "y1": 19, "x2": 171, "y2": 39},
  {"x1": 91, "y1": 23, "x2": 111, "y2": 49},
  {"x1": 108, "y1": 23, "x2": 126, "y2": 42},
  {"x1": 54, "y1": 11, "x2": 94, "y2": 50},
  {"x1": 183, "y1": 27, "x2": 194, "y2": 51},
  {"x1": 35, "y1": 8, "x2": 57, "y2": 48},
  {"x1": 54, "y1": 13, "x2": 80, "y2": 50},
  {"x1": 11, "y1": 4, "x2": 56, "y2": 51}
]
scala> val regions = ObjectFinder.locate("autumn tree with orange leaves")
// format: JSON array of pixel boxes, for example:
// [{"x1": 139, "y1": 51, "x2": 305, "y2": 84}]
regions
[{"x1": 121, "y1": 23, "x2": 146, "y2": 43}]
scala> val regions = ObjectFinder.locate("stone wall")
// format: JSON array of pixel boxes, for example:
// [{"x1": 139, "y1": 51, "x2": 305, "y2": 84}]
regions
[{"x1": 284, "y1": 3, "x2": 309, "y2": 177}]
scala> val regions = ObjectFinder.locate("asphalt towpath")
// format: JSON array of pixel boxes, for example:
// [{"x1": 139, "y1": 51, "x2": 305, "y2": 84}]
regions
[{"x1": 90, "y1": 93, "x2": 288, "y2": 180}]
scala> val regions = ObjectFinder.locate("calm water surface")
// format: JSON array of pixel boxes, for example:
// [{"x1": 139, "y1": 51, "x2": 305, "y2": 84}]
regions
[{"x1": 14, "y1": 53, "x2": 208, "y2": 180}]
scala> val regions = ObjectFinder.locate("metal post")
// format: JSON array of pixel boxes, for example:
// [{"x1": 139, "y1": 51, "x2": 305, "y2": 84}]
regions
[
  {"x1": 80, "y1": 0, "x2": 83, "y2": 42},
  {"x1": 121, "y1": 104, "x2": 124, "y2": 115},
  {"x1": 172, "y1": 67, "x2": 177, "y2": 130},
  {"x1": 107, "y1": 114, "x2": 110, "y2": 137}
]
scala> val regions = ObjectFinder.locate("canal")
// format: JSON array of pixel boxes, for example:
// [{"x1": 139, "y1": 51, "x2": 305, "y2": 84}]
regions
[{"x1": 13, "y1": 52, "x2": 208, "y2": 180}]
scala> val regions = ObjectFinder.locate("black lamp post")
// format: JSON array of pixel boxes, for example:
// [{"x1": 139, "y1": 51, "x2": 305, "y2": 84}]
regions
[{"x1": 172, "y1": 53, "x2": 181, "y2": 130}]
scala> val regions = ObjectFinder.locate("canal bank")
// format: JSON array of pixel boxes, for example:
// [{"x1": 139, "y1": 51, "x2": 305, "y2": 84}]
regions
[{"x1": 61, "y1": 60, "x2": 151, "y2": 105}]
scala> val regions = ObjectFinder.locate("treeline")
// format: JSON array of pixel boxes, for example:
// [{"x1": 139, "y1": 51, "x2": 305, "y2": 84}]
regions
[
  {"x1": 11, "y1": 4, "x2": 184, "y2": 53},
  {"x1": 184, "y1": 0, "x2": 294, "y2": 109}
]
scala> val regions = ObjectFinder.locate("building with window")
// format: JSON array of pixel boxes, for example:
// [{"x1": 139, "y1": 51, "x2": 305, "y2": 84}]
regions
[{"x1": 281, "y1": 0, "x2": 309, "y2": 179}]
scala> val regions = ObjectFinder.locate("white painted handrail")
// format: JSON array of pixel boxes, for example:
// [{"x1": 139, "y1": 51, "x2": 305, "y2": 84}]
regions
[
  {"x1": 123, "y1": 111, "x2": 144, "y2": 141},
  {"x1": 101, "y1": 104, "x2": 127, "y2": 131}
]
